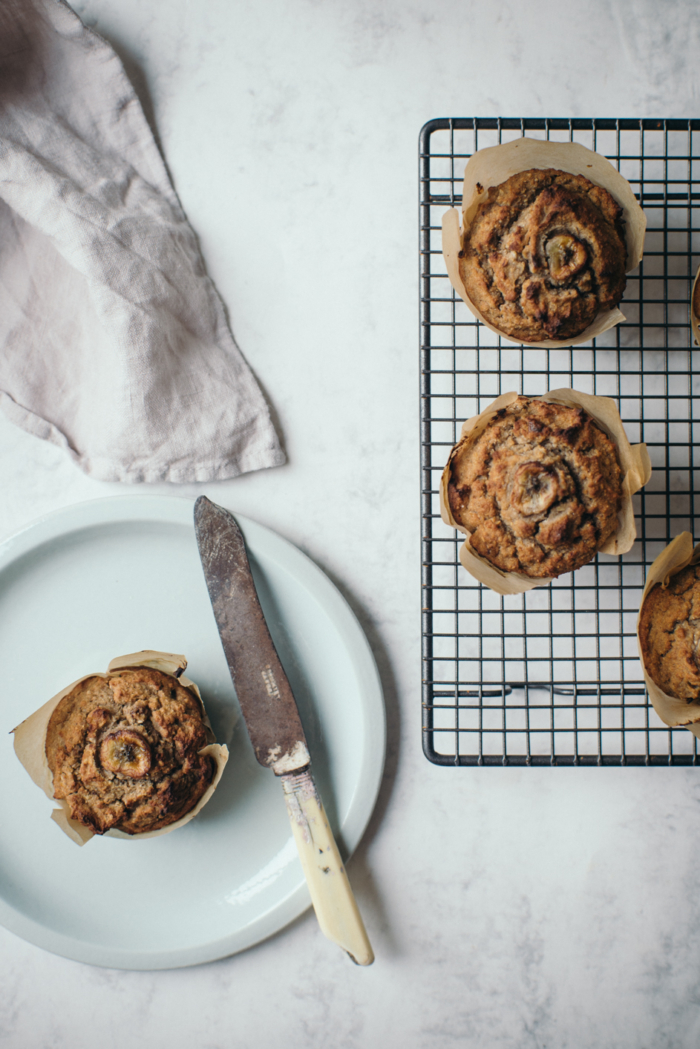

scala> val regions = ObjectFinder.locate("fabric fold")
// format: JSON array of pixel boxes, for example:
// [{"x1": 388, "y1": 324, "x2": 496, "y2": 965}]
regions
[{"x1": 0, "y1": 0, "x2": 285, "y2": 482}]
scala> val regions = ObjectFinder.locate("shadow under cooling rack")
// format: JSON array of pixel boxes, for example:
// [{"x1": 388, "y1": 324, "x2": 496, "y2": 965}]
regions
[{"x1": 420, "y1": 117, "x2": 700, "y2": 767}]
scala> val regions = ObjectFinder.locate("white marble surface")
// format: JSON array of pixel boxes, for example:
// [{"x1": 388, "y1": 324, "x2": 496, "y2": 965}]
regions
[{"x1": 3, "y1": 1, "x2": 700, "y2": 1045}]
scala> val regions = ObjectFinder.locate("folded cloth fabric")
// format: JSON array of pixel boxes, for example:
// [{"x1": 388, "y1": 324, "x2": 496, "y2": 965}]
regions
[{"x1": 0, "y1": 0, "x2": 285, "y2": 482}]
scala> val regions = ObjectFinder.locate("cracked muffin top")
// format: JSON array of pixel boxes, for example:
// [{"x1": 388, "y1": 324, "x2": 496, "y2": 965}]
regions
[
  {"x1": 45, "y1": 666, "x2": 214, "y2": 835},
  {"x1": 459, "y1": 168, "x2": 627, "y2": 342},
  {"x1": 446, "y1": 396, "x2": 623, "y2": 579},
  {"x1": 639, "y1": 564, "x2": 700, "y2": 702}
]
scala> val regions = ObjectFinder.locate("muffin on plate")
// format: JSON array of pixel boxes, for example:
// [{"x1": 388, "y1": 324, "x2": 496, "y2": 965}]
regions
[
  {"x1": 46, "y1": 665, "x2": 215, "y2": 835},
  {"x1": 459, "y1": 168, "x2": 627, "y2": 342},
  {"x1": 13, "y1": 651, "x2": 228, "y2": 844},
  {"x1": 638, "y1": 562, "x2": 700, "y2": 702},
  {"x1": 445, "y1": 395, "x2": 623, "y2": 579}
]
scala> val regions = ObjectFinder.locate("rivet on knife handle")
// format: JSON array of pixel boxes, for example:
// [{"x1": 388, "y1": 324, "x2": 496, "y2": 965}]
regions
[{"x1": 282, "y1": 768, "x2": 374, "y2": 966}]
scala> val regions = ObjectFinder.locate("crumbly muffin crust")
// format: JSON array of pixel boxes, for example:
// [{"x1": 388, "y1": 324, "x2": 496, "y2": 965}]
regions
[
  {"x1": 447, "y1": 396, "x2": 623, "y2": 579},
  {"x1": 45, "y1": 666, "x2": 214, "y2": 835},
  {"x1": 639, "y1": 564, "x2": 700, "y2": 701},
  {"x1": 459, "y1": 168, "x2": 627, "y2": 342}
]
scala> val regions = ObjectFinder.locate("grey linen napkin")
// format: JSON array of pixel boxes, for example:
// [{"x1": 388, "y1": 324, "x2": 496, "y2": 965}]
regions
[{"x1": 0, "y1": 0, "x2": 285, "y2": 482}]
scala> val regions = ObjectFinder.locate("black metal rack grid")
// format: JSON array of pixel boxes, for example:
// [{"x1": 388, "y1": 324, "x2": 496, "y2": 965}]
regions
[{"x1": 420, "y1": 117, "x2": 700, "y2": 766}]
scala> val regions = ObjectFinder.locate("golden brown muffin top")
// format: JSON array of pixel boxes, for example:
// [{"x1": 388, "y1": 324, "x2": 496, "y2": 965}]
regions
[
  {"x1": 459, "y1": 168, "x2": 627, "y2": 342},
  {"x1": 639, "y1": 563, "x2": 700, "y2": 702},
  {"x1": 46, "y1": 666, "x2": 213, "y2": 835},
  {"x1": 447, "y1": 396, "x2": 623, "y2": 579}
]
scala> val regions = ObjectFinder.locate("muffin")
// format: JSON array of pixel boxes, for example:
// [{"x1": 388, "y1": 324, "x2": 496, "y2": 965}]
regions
[
  {"x1": 459, "y1": 168, "x2": 627, "y2": 342},
  {"x1": 638, "y1": 563, "x2": 700, "y2": 702},
  {"x1": 13, "y1": 651, "x2": 228, "y2": 844},
  {"x1": 445, "y1": 395, "x2": 623, "y2": 579},
  {"x1": 45, "y1": 664, "x2": 215, "y2": 835},
  {"x1": 691, "y1": 264, "x2": 700, "y2": 347}
]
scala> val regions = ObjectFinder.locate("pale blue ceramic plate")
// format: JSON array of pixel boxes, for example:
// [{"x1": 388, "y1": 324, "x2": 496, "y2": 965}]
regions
[{"x1": 0, "y1": 497, "x2": 384, "y2": 969}]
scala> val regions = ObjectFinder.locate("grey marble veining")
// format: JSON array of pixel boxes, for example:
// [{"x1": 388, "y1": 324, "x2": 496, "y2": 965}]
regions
[{"x1": 2, "y1": 1, "x2": 700, "y2": 1046}]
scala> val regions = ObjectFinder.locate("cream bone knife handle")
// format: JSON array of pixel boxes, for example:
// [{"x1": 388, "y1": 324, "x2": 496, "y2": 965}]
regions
[{"x1": 281, "y1": 767, "x2": 374, "y2": 966}]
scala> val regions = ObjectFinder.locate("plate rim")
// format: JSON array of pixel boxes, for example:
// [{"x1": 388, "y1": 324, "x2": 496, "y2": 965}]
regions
[{"x1": 0, "y1": 495, "x2": 385, "y2": 969}]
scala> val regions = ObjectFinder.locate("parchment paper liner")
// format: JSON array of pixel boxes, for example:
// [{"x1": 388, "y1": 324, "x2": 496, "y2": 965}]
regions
[
  {"x1": 12, "y1": 650, "x2": 229, "y2": 846},
  {"x1": 439, "y1": 389, "x2": 652, "y2": 596},
  {"x1": 442, "y1": 138, "x2": 647, "y2": 348},
  {"x1": 636, "y1": 533, "x2": 700, "y2": 739}
]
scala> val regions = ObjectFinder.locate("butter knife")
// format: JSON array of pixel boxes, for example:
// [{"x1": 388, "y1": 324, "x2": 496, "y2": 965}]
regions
[{"x1": 194, "y1": 496, "x2": 374, "y2": 966}]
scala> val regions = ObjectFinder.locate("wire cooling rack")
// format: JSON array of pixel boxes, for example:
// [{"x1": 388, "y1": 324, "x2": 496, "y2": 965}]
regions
[{"x1": 420, "y1": 117, "x2": 700, "y2": 766}]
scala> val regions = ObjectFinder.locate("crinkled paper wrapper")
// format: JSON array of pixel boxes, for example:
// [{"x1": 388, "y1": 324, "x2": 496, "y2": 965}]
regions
[
  {"x1": 439, "y1": 389, "x2": 652, "y2": 596},
  {"x1": 12, "y1": 650, "x2": 229, "y2": 846},
  {"x1": 691, "y1": 265, "x2": 700, "y2": 347},
  {"x1": 442, "y1": 138, "x2": 647, "y2": 348},
  {"x1": 636, "y1": 533, "x2": 700, "y2": 739}
]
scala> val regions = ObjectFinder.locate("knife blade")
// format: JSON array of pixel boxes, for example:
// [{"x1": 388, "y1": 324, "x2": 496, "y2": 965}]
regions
[{"x1": 194, "y1": 496, "x2": 374, "y2": 966}]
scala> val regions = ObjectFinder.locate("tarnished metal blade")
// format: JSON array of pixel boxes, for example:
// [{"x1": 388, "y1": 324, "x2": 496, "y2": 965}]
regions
[{"x1": 194, "y1": 496, "x2": 310, "y2": 775}]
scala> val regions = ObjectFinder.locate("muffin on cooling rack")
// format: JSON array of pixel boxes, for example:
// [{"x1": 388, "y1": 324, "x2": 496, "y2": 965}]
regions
[
  {"x1": 445, "y1": 395, "x2": 623, "y2": 580},
  {"x1": 45, "y1": 663, "x2": 216, "y2": 835},
  {"x1": 638, "y1": 562, "x2": 700, "y2": 702},
  {"x1": 459, "y1": 168, "x2": 628, "y2": 342}
]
